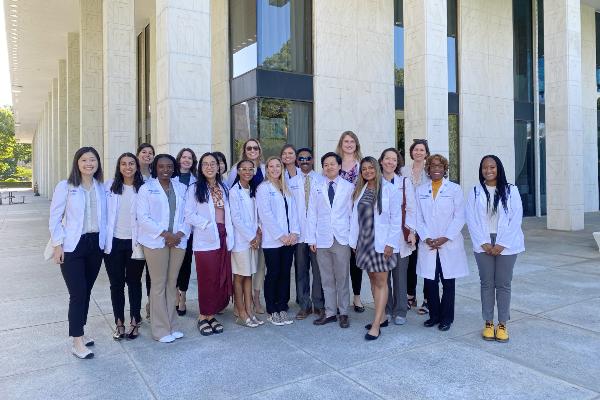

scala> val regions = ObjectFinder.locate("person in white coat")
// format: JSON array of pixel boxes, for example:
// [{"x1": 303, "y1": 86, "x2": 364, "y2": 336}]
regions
[
  {"x1": 49, "y1": 146, "x2": 107, "y2": 359},
  {"x1": 226, "y1": 138, "x2": 267, "y2": 314},
  {"x1": 416, "y1": 154, "x2": 469, "y2": 332},
  {"x1": 378, "y1": 148, "x2": 417, "y2": 326},
  {"x1": 256, "y1": 156, "x2": 301, "y2": 326},
  {"x1": 349, "y1": 157, "x2": 403, "y2": 341},
  {"x1": 136, "y1": 154, "x2": 189, "y2": 343},
  {"x1": 185, "y1": 152, "x2": 234, "y2": 336},
  {"x1": 281, "y1": 144, "x2": 301, "y2": 181},
  {"x1": 104, "y1": 153, "x2": 146, "y2": 341},
  {"x1": 288, "y1": 147, "x2": 324, "y2": 320},
  {"x1": 466, "y1": 155, "x2": 524, "y2": 343},
  {"x1": 229, "y1": 159, "x2": 263, "y2": 328},
  {"x1": 307, "y1": 152, "x2": 353, "y2": 328},
  {"x1": 173, "y1": 148, "x2": 198, "y2": 316}
]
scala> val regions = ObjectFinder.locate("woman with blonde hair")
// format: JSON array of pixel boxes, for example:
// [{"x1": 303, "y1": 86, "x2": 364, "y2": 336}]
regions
[
  {"x1": 256, "y1": 156, "x2": 300, "y2": 326},
  {"x1": 336, "y1": 130, "x2": 365, "y2": 313}
]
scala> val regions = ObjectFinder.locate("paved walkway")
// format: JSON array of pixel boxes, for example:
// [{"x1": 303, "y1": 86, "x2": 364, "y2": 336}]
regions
[{"x1": 1, "y1": 191, "x2": 599, "y2": 400}]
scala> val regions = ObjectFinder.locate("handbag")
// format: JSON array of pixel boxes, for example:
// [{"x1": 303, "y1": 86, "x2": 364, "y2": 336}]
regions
[
  {"x1": 131, "y1": 242, "x2": 145, "y2": 260},
  {"x1": 401, "y1": 177, "x2": 410, "y2": 242},
  {"x1": 44, "y1": 184, "x2": 71, "y2": 261}
]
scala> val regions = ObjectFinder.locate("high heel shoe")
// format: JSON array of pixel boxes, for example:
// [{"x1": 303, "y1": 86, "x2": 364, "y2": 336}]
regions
[
  {"x1": 176, "y1": 290, "x2": 187, "y2": 316},
  {"x1": 126, "y1": 321, "x2": 140, "y2": 340},
  {"x1": 113, "y1": 324, "x2": 125, "y2": 341},
  {"x1": 365, "y1": 329, "x2": 381, "y2": 341}
]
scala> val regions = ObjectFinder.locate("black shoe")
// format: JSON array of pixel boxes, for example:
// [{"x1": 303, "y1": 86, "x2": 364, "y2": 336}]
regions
[
  {"x1": 313, "y1": 315, "x2": 337, "y2": 325},
  {"x1": 176, "y1": 305, "x2": 186, "y2": 316},
  {"x1": 423, "y1": 318, "x2": 439, "y2": 328},
  {"x1": 364, "y1": 320, "x2": 389, "y2": 330},
  {"x1": 438, "y1": 323, "x2": 451, "y2": 331},
  {"x1": 353, "y1": 304, "x2": 366, "y2": 313},
  {"x1": 126, "y1": 322, "x2": 141, "y2": 340},
  {"x1": 364, "y1": 330, "x2": 380, "y2": 341}
]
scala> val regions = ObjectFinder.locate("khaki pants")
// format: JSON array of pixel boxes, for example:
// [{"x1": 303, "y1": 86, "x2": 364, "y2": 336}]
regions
[{"x1": 143, "y1": 246, "x2": 185, "y2": 340}]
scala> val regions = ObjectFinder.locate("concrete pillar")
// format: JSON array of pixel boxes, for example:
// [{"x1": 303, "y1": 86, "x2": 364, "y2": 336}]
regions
[
  {"x1": 155, "y1": 0, "x2": 212, "y2": 155},
  {"x1": 67, "y1": 32, "x2": 81, "y2": 160},
  {"x1": 404, "y1": 0, "x2": 449, "y2": 157},
  {"x1": 52, "y1": 79, "x2": 60, "y2": 191},
  {"x1": 458, "y1": 0, "x2": 515, "y2": 192},
  {"x1": 210, "y1": 0, "x2": 230, "y2": 153},
  {"x1": 80, "y1": 0, "x2": 103, "y2": 154},
  {"x1": 102, "y1": 0, "x2": 136, "y2": 171},
  {"x1": 312, "y1": 0, "x2": 395, "y2": 159},
  {"x1": 45, "y1": 98, "x2": 51, "y2": 197},
  {"x1": 581, "y1": 5, "x2": 599, "y2": 212},
  {"x1": 58, "y1": 60, "x2": 68, "y2": 179},
  {"x1": 544, "y1": 0, "x2": 584, "y2": 230}
]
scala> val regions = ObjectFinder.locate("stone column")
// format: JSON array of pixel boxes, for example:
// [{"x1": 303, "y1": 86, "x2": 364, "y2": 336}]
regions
[
  {"x1": 210, "y1": 0, "x2": 230, "y2": 154},
  {"x1": 102, "y1": 0, "x2": 136, "y2": 170},
  {"x1": 312, "y1": 0, "x2": 395, "y2": 159},
  {"x1": 404, "y1": 0, "x2": 449, "y2": 157},
  {"x1": 80, "y1": 0, "x2": 103, "y2": 154},
  {"x1": 581, "y1": 5, "x2": 599, "y2": 212},
  {"x1": 544, "y1": 0, "x2": 584, "y2": 230},
  {"x1": 58, "y1": 60, "x2": 68, "y2": 179},
  {"x1": 67, "y1": 32, "x2": 81, "y2": 159},
  {"x1": 52, "y1": 79, "x2": 60, "y2": 191},
  {"x1": 155, "y1": 0, "x2": 212, "y2": 155},
  {"x1": 45, "y1": 98, "x2": 52, "y2": 198}
]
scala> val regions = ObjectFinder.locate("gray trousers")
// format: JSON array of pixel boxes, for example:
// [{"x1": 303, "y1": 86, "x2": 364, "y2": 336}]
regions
[
  {"x1": 386, "y1": 254, "x2": 409, "y2": 318},
  {"x1": 316, "y1": 239, "x2": 351, "y2": 317},
  {"x1": 474, "y1": 249, "x2": 517, "y2": 323},
  {"x1": 295, "y1": 243, "x2": 324, "y2": 311}
]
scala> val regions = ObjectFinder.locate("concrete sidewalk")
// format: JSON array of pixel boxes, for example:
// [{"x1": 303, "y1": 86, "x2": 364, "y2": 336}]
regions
[{"x1": 0, "y1": 191, "x2": 599, "y2": 400}]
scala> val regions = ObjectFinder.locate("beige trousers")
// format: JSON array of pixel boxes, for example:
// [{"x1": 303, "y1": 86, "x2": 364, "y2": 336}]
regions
[
  {"x1": 252, "y1": 248, "x2": 266, "y2": 292},
  {"x1": 143, "y1": 246, "x2": 185, "y2": 340}
]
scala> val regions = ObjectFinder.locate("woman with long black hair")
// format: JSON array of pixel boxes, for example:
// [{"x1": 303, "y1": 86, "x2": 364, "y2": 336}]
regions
[
  {"x1": 185, "y1": 152, "x2": 234, "y2": 336},
  {"x1": 49, "y1": 147, "x2": 106, "y2": 359},
  {"x1": 104, "y1": 153, "x2": 145, "y2": 340},
  {"x1": 466, "y1": 155, "x2": 524, "y2": 343}
]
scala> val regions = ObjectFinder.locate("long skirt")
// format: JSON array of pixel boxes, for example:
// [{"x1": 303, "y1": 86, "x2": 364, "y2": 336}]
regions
[{"x1": 194, "y1": 223, "x2": 233, "y2": 315}]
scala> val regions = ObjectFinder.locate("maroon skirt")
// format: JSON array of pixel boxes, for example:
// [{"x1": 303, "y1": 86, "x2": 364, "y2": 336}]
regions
[{"x1": 194, "y1": 223, "x2": 233, "y2": 315}]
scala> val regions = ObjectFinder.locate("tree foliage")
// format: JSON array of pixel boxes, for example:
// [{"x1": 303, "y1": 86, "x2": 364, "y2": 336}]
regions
[{"x1": 0, "y1": 107, "x2": 32, "y2": 181}]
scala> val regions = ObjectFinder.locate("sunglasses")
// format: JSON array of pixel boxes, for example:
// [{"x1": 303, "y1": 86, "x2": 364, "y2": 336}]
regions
[
  {"x1": 245, "y1": 146, "x2": 260, "y2": 151},
  {"x1": 298, "y1": 156, "x2": 312, "y2": 162}
]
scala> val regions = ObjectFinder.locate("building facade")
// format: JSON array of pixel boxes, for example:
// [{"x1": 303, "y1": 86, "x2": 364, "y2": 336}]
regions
[{"x1": 4, "y1": 0, "x2": 599, "y2": 230}]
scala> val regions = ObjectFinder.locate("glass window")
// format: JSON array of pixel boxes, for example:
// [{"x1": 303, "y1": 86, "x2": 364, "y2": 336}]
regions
[
  {"x1": 231, "y1": 99, "x2": 259, "y2": 161},
  {"x1": 513, "y1": 0, "x2": 534, "y2": 103},
  {"x1": 257, "y1": 0, "x2": 312, "y2": 74},
  {"x1": 538, "y1": 0, "x2": 544, "y2": 102},
  {"x1": 137, "y1": 25, "x2": 151, "y2": 146},
  {"x1": 538, "y1": 120, "x2": 546, "y2": 215},
  {"x1": 394, "y1": 0, "x2": 404, "y2": 87},
  {"x1": 395, "y1": 110, "x2": 405, "y2": 157},
  {"x1": 514, "y1": 120, "x2": 536, "y2": 216},
  {"x1": 230, "y1": 0, "x2": 258, "y2": 78},
  {"x1": 596, "y1": 13, "x2": 600, "y2": 91},
  {"x1": 448, "y1": 114, "x2": 459, "y2": 183},
  {"x1": 447, "y1": 0, "x2": 458, "y2": 93}
]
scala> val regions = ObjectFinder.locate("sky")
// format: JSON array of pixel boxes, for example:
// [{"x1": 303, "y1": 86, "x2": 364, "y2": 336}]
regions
[{"x1": 0, "y1": 5, "x2": 12, "y2": 107}]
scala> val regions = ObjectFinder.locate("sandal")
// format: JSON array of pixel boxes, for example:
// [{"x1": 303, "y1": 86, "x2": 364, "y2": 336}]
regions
[
  {"x1": 236, "y1": 317, "x2": 258, "y2": 328},
  {"x1": 113, "y1": 324, "x2": 125, "y2": 341},
  {"x1": 126, "y1": 321, "x2": 141, "y2": 340},
  {"x1": 207, "y1": 317, "x2": 224, "y2": 334},
  {"x1": 407, "y1": 296, "x2": 417, "y2": 310},
  {"x1": 197, "y1": 319, "x2": 213, "y2": 336},
  {"x1": 417, "y1": 301, "x2": 429, "y2": 315}
]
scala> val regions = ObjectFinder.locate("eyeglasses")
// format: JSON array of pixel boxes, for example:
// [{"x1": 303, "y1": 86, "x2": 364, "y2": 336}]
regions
[
  {"x1": 202, "y1": 162, "x2": 217, "y2": 168},
  {"x1": 298, "y1": 156, "x2": 312, "y2": 162},
  {"x1": 245, "y1": 146, "x2": 260, "y2": 151}
]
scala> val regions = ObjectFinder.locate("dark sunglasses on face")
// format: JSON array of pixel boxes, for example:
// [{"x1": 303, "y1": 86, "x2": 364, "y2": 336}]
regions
[
  {"x1": 246, "y1": 146, "x2": 260, "y2": 151},
  {"x1": 298, "y1": 156, "x2": 312, "y2": 162}
]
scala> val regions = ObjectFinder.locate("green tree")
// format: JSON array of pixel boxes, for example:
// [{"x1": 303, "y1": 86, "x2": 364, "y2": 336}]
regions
[{"x1": 0, "y1": 107, "x2": 17, "y2": 180}]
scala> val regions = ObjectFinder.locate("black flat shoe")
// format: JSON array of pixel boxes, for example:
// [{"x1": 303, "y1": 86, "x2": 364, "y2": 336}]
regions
[
  {"x1": 176, "y1": 305, "x2": 186, "y2": 316},
  {"x1": 353, "y1": 304, "x2": 365, "y2": 313},
  {"x1": 423, "y1": 318, "x2": 439, "y2": 328},
  {"x1": 364, "y1": 320, "x2": 389, "y2": 330},
  {"x1": 438, "y1": 323, "x2": 451, "y2": 331},
  {"x1": 365, "y1": 330, "x2": 381, "y2": 341}
]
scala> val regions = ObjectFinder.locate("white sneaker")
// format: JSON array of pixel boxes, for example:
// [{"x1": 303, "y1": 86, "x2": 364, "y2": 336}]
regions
[
  {"x1": 158, "y1": 334, "x2": 175, "y2": 343},
  {"x1": 394, "y1": 316, "x2": 407, "y2": 325},
  {"x1": 171, "y1": 331, "x2": 184, "y2": 339},
  {"x1": 268, "y1": 312, "x2": 285, "y2": 326},
  {"x1": 279, "y1": 311, "x2": 294, "y2": 325},
  {"x1": 71, "y1": 346, "x2": 94, "y2": 359},
  {"x1": 82, "y1": 336, "x2": 94, "y2": 347}
]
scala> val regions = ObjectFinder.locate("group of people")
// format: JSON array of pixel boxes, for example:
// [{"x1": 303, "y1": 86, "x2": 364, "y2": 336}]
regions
[{"x1": 48, "y1": 131, "x2": 524, "y2": 360}]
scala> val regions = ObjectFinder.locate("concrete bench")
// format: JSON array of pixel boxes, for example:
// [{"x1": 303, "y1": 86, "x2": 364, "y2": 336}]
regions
[
  {"x1": 0, "y1": 191, "x2": 25, "y2": 205},
  {"x1": 594, "y1": 232, "x2": 600, "y2": 252}
]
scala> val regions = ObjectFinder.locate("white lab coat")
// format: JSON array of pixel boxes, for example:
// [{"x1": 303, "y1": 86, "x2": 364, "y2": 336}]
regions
[
  {"x1": 385, "y1": 174, "x2": 417, "y2": 258},
  {"x1": 104, "y1": 179, "x2": 139, "y2": 254},
  {"x1": 256, "y1": 181, "x2": 300, "y2": 248},
  {"x1": 284, "y1": 166, "x2": 302, "y2": 182},
  {"x1": 306, "y1": 176, "x2": 353, "y2": 248},
  {"x1": 49, "y1": 179, "x2": 107, "y2": 252},
  {"x1": 349, "y1": 180, "x2": 403, "y2": 254},
  {"x1": 184, "y1": 182, "x2": 234, "y2": 252},
  {"x1": 225, "y1": 162, "x2": 266, "y2": 188},
  {"x1": 136, "y1": 178, "x2": 190, "y2": 250},
  {"x1": 229, "y1": 182, "x2": 259, "y2": 252},
  {"x1": 466, "y1": 184, "x2": 525, "y2": 255},
  {"x1": 415, "y1": 179, "x2": 469, "y2": 280},
  {"x1": 288, "y1": 171, "x2": 323, "y2": 243}
]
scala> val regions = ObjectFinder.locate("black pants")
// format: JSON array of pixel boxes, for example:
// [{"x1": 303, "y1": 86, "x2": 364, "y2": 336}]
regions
[
  {"x1": 407, "y1": 241, "x2": 428, "y2": 301},
  {"x1": 60, "y1": 233, "x2": 103, "y2": 337},
  {"x1": 177, "y1": 233, "x2": 193, "y2": 292},
  {"x1": 350, "y1": 251, "x2": 362, "y2": 296},
  {"x1": 145, "y1": 264, "x2": 151, "y2": 297},
  {"x1": 104, "y1": 238, "x2": 146, "y2": 324},
  {"x1": 424, "y1": 252, "x2": 455, "y2": 325},
  {"x1": 263, "y1": 245, "x2": 296, "y2": 314}
]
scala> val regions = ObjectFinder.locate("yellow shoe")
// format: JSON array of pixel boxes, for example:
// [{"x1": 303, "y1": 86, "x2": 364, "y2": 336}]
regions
[
  {"x1": 482, "y1": 321, "x2": 495, "y2": 341},
  {"x1": 495, "y1": 323, "x2": 509, "y2": 342}
]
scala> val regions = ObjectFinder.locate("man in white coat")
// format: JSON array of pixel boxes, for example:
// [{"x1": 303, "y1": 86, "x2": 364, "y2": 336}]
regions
[
  {"x1": 288, "y1": 148, "x2": 324, "y2": 320},
  {"x1": 307, "y1": 152, "x2": 354, "y2": 328}
]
